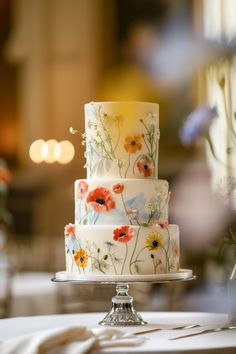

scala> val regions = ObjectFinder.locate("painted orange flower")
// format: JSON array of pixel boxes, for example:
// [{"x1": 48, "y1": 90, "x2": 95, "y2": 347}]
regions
[
  {"x1": 113, "y1": 225, "x2": 134, "y2": 243},
  {"x1": 77, "y1": 180, "x2": 89, "y2": 200},
  {"x1": 112, "y1": 183, "x2": 124, "y2": 194},
  {"x1": 74, "y1": 248, "x2": 88, "y2": 268},
  {"x1": 137, "y1": 156, "x2": 153, "y2": 177},
  {"x1": 124, "y1": 135, "x2": 142, "y2": 153},
  {"x1": 64, "y1": 223, "x2": 75, "y2": 237},
  {"x1": 86, "y1": 187, "x2": 115, "y2": 213}
]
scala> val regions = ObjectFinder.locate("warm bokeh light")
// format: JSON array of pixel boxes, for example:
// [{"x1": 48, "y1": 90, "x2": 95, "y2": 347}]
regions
[
  {"x1": 44, "y1": 139, "x2": 58, "y2": 163},
  {"x1": 41, "y1": 142, "x2": 48, "y2": 161},
  {"x1": 29, "y1": 139, "x2": 75, "y2": 164},
  {"x1": 55, "y1": 140, "x2": 75, "y2": 164},
  {"x1": 29, "y1": 139, "x2": 46, "y2": 163}
]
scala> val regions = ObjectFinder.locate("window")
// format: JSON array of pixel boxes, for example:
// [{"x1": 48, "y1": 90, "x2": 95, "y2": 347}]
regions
[{"x1": 203, "y1": 0, "x2": 236, "y2": 206}]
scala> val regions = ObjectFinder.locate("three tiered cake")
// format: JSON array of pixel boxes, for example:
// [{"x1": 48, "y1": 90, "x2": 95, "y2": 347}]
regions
[{"x1": 64, "y1": 101, "x2": 180, "y2": 278}]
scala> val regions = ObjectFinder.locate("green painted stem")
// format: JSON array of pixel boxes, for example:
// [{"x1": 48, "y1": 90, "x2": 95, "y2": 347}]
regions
[
  {"x1": 129, "y1": 227, "x2": 141, "y2": 273},
  {"x1": 121, "y1": 243, "x2": 128, "y2": 275},
  {"x1": 125, "y1": 154, "x2": 131, "y2": 178}
]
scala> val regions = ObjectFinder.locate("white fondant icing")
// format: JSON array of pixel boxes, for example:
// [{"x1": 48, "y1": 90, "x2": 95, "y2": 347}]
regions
[
  {"x1": 64, "y1": 101, "x2": 180, "y2": 278},
  {"x1": 56, "y1": 269, "x2": 192, "y2": 282},
  {"x1": 74, "y1": 178, "x2": 169, "y2": 226},
  {"x1": 65, "y1": 224, "x2": 179, "y2": 276}
]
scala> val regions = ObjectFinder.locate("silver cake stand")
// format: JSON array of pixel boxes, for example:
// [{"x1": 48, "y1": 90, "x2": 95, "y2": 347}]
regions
[{"x1": 52, "y1": 269, "x2": 196, "y2": 326}]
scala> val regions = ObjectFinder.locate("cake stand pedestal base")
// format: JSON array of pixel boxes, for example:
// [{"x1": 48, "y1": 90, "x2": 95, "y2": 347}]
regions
[
  {"x1": 52, "y1": 269, "x2": 196, "y2": 326},
  {"x1": 99, "y1": 283, "x2": 147, "y2": 326}
]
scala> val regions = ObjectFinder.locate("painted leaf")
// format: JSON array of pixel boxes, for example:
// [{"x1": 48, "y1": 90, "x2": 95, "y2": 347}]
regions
[{"x1": 125, "y1": 192, "x2": 147, "y2": 221}]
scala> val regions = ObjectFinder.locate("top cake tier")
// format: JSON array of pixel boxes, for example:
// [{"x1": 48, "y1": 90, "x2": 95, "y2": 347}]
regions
[{"x1": 84, "y1": 101, "x2": 159, "y2": 179}]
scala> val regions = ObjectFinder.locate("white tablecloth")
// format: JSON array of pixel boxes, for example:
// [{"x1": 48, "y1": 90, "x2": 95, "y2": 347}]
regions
[{"x1": 0, "y1": 312, "x2": 235, "y2": 353}]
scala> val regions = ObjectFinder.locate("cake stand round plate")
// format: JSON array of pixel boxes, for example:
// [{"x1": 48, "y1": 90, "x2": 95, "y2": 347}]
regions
[{"x1": 54, "y1": 268, "x2": 193, "y2": 283}]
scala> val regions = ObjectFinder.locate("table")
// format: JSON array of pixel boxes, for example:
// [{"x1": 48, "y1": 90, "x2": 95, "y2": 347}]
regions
[{"x1": 0, "y1": 312, "x2": 235, "y2": 353}]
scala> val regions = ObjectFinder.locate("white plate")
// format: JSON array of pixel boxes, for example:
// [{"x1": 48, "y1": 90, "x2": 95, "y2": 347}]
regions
[{"x1": 54, "y1": 269, "x2": 194, "y2": 283}]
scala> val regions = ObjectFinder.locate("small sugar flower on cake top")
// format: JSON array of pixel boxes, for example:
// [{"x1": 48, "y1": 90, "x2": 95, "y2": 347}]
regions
[
  {"x1": 86, "y1": 187, "x2": 115, "y2": 212},
  {"x1": 77, "y1": 180, "x2": 89, "y2": 200},
  {"x1": 124, "y1": 135, "x2": 142, "y2": 154},
  {"x1": 113, "y1": 225, "x2": 134, "y2": 243},
  {"x1": 144, "y1": 232, "x2": 163, "y2": 252}
]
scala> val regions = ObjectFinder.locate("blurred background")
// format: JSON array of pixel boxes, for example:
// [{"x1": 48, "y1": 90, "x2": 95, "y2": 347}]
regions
[{"x1": 0, "y1": 0, "x2": 236, "y2": 319}]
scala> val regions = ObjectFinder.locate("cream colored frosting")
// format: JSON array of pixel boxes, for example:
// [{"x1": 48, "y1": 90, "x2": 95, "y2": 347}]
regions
[{"x1": 84, "y1": 102, "x2": 159, "y2": 179}]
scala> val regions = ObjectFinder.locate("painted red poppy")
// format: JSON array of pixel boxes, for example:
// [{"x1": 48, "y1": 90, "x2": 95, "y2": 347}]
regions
[
  {"x1": 86, "y1": 187, "x2": 115, "y2": 212},
  {"x1": 112, "y1": 183, "x2": 124, "y2": 194},
  {"x1": 158, "y1": 220, "x2": 169, "y2": 229},
  {"x1": 113, "y1": 225, "x2": 134, "y2": 243},
  {"x1": 137, "y1": 156, "x2": 153, "y2": 177},
  {"x1": 64, "y1": 223, "x2": 75, "y2": 237}
]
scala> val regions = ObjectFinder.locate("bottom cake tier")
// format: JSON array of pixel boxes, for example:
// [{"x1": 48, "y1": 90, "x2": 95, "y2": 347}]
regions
[{"x1": 64, "y1": 224, "x2": 179, "y2": 276}]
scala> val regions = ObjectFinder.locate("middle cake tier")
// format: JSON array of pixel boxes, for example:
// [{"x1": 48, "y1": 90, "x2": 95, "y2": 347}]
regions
[{"x1": 75, "y1": 178, "x2": 169, "y2": 226}]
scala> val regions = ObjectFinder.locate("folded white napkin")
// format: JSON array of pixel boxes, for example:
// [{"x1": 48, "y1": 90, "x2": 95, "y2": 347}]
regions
[{"x1": 0, "y1": 325, "x2": 145, "y2": 354}]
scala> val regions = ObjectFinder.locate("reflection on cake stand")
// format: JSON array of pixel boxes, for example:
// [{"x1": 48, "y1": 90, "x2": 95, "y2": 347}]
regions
[{"x1": 52, "y1": 269, "x2": 195, "y2": 326}]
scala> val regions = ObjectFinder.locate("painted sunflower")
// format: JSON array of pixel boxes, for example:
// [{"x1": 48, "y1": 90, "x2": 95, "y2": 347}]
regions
[
  {"x1": 144, "y1": 232, "x2": 163, "y2": 252},
  {"x1": 86, "y1": 187, "x2": 115, "y2": 212},
  {"x1": 124, "y1": 135, "x2": 142, "y2": 154},
  {"x1": 113, "y1": 225, "x2": 134, "y2": 243},
  {"x1": 74, "y1": 248, "x2": 88, "y2": 268}
]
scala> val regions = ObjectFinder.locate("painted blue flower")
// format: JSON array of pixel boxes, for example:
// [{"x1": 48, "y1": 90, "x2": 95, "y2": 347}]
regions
[
  {"x1": 125, "y1": 193, "x2": 148, "y2": 222},
  {"x1": 66, "y1": 237, "x2": 81, "y2": 254},
  {"x1": 180, "y1": 105, "x2": 218, "y2": 146}
]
